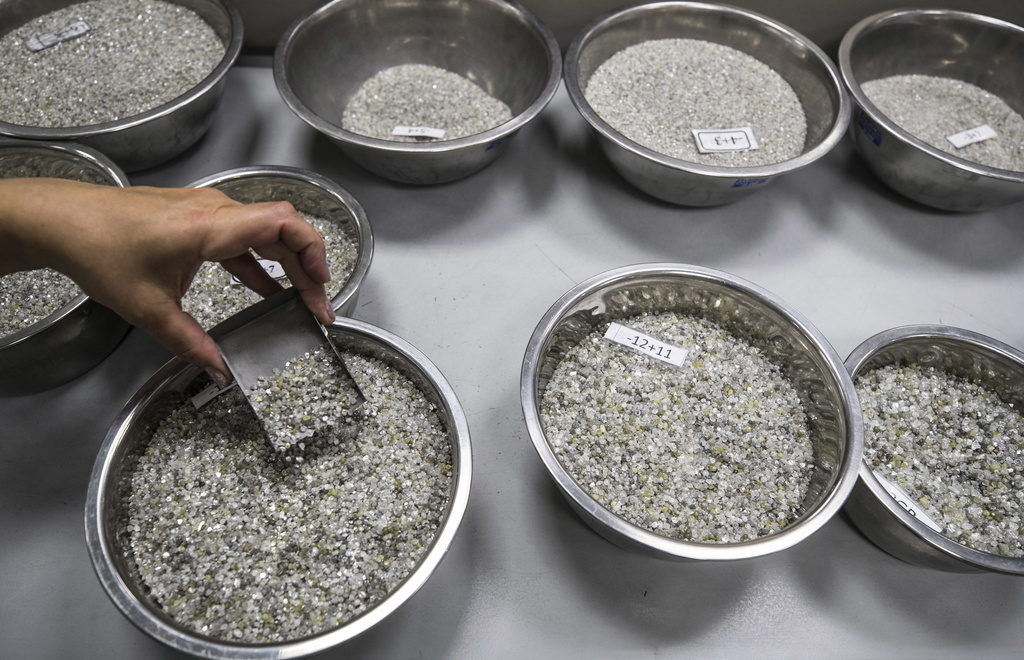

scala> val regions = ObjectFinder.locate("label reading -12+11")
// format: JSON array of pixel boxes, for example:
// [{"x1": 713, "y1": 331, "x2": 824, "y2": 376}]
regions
[{"x1": 604, "y1": 322, "x2": 689, "y2": 369}]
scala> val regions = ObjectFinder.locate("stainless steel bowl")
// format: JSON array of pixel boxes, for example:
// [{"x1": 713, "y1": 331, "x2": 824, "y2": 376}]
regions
[
  {"x1": 0, "y1": 0, "x2": 243, "y2": 172},
  {"x1": 85, "y1": 317, "x2": 472, "y2": 658},
  {"x1": 521, "y1": 264, "x2": 863, "y2": 560},
  {"x1": 273, "y1": 0, "x2": 561, "y2": 184},
  {"x1": 563, "y1": 1, "x2": 850, "y2": 206},
  {"x1": 0, "y1": 139, "x2": 131, "y2": 397},
  {"x1": 187, "y1": 166, "x2": 373, "y2": 318},
  {"x1": 845, "y1": 325, "x2": 1024, "y2": 574},
  {"x1": 838, "y1": 9, "x2": 1024, "y2": 212}
]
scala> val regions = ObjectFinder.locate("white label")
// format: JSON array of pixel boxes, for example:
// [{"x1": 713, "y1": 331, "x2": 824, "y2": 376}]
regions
[
  {"x1": 230, "y1": 258, "x2": 286, "y2": 285},
  {"x1": 603, "y1": 322, "x2": 689, "y2": 368},
  {"x1": 693, "y1": 127, "x2": 759, "y2": 153},
  {"x1": 873, "y1": 470, "x2": 944, "y2": 533},
  {"x1": 191, "y1": 382, "x2": 235, "y2": 409},
  {"x1": 392, "y1": 125, "x2": 446, "y2": 139},
  {"x1": 946, "y1": 124, "x2": 997, "y2": 149},
  {"x1": 25, "y1": 20, "x2": 92, "y2": 52}
]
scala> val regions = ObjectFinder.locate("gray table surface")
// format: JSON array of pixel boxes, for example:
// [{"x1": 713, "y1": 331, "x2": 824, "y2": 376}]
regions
[{"x1": 3, "y1": 62, "x2": 1024, "y2": 660}]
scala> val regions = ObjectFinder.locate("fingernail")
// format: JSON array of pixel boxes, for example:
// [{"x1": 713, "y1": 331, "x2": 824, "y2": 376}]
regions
[
  {"x1": 324, "y1": 298, "x2": 336, "y2": 323},
  {"x1": 205, "y1": 367, "x2": 230, "y2": 389}
]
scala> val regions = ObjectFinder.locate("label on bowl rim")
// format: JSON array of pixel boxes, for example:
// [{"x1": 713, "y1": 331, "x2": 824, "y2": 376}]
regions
[
  {"x1": 946, "y1": 124, "x2": 997, "y2": 149},
  {"x1": 392, "y1": 125, "x2": 446, "y2": 139},
  {"x1": 872, "y1": 469, "x2": 944, "y2": 533},
  {"x1": 25, "y1": 20, "x2": 92, "y2": 52},
  {"x1": 604, "y1": 322, "x2": 689, "y2": 369},
  {"x1": 191, "y1": 382, "x2": 235, "y2": 409},
  {"x1": 692, "y1": 127, "x2": 759, "y2": 153},
  {"x1": 230, "y1": 258, "x2": 287, "y2": 286}
]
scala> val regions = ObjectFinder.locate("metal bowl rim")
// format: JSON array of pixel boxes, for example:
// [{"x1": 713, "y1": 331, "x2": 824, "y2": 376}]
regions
[
  {"x1": 837, "y1": 7, "x2": 1024, "y2": 183},
  {"x1": 563, "y1": 0, "x2": 853, "y2": 179},
  {"x1": 0, "y1": 0, "x2": 244, "y2": 141},
  {"x1": 521, "y1": 262, "x2": 864, "y2": 560},
  {"x1": 271, "y1": 0, "x2": 562, "y2": 155},
  {"x1": 845, "y1": 323, "x2": 1024, "y2": 574},
  {"x1": 84, "y1": 315, "x2": 473, "y2": 658}
]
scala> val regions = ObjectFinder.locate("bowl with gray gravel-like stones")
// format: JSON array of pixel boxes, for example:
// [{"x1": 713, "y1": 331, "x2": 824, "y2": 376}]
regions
[
  {"x1": 845, "y1": 325, "x2": 1024, "y2": 574},
  {"x1": 273, "y1": 0, "x2": 561, "y2": 184},
  {"x1": 839, "y1": 9, "x2": 1024, "y2": 212},
  {"x1": 563, "y1": 1, "x2": 850, "y2": 206},
  {"x1": 521, "y1": 263, "x2": 864, "y2": 561},
  {"x1": 86, "y1": 316, "x2": 472, "y2": 658},
  {"x1": 0, "y1": 138, "x2": 131, "y2": 396},
  {"x1": 0, "y1": 0, "x2": 243, "y2": 172}
]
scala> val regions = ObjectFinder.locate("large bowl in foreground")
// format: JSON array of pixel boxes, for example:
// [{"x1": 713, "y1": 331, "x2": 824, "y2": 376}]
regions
[{"x1": 86, "y1": 317, "x2": 472, "y2": 658}]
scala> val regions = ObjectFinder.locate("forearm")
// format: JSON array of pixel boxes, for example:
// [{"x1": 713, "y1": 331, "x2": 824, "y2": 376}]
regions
[{"x1": 0, "y1": 177, "x2": 124, "y2": 276}]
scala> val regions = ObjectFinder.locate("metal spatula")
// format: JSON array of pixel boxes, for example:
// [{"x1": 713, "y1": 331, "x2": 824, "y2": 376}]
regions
[{"x1": 212, "y1": 287, "x2": 364, "y2": 453}]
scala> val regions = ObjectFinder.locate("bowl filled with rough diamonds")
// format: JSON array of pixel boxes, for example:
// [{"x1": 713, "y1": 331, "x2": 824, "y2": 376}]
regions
[
  {"x1": 0, "y1": 0, "x2": 243, "y2": 171},
  {"x1": 521, "y1": 263, "x2": 863, "y2": 560},
  {"x1": 185, "y1": 165, "x2": 373, "y2": 328},
  {"x1": 838, "y1": 9, "x2": 1024, "y2": 211},
  {"x1": 86, "y1": 316, "x2": 472, "y2": 657},
  {"x1": 563, "y1": 1, "x2": 850, "y2": 206},
  {"x1": 845, "y1": 325, "x2": 1024, "y2": 574},
  {"x1": 273, "y1": 0, "x2": 561, "y2": 184},
  {"x1": 0, "y1": 138, "x2": 131, "y2": 396}
]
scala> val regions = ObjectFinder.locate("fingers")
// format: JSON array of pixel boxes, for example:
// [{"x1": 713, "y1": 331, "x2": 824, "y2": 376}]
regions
[
  {"x1": 145, "y1": 303, "x2": 234, "y2": 387},
  {"x1": 202, "y1": 200, "x2": 335, "y2": 323},
  {"x1": 274, "y1": 213, "x2": 333, "y2": 285},
  {"x1": 298, "y1": 282, "x2": 336, "y2": 326},
  {"x1": 220, "y1": 251, "x2": 285, "y2": 299},
  {"x1": 203, "y1": 201, "x2": 331, "y2": 283}
]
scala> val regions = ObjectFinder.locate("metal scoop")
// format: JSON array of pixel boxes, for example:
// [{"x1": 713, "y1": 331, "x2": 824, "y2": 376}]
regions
[{"x1": 212, "y1": 287, "x2": 364, "y2": 453}]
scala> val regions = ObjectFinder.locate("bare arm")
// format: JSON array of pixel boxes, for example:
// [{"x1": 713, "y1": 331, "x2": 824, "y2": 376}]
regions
[{"x1": 0, "y1": 178, "x2": 335, "y2": 386}]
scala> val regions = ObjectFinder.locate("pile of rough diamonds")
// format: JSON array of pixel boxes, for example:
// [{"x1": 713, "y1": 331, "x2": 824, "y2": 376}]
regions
[
  {"x1": 1, "y1": 0, "x2": 225, "y2": 128},
  {"x1": 121, "y1": 349, "x2": 453, "y2": 643},
  {"x1": 540, "y1": 311, "x2": 815, "y2": 543},
  {"x1": 857, "y1": 363, "x2": 1024, "y2": 557}
]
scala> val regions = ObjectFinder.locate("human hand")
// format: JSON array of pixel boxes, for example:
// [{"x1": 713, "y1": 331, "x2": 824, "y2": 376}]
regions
[{"x1": 0, "y1": 178, "x2": 334, "y2": 386}]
